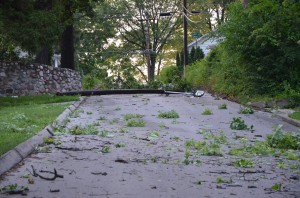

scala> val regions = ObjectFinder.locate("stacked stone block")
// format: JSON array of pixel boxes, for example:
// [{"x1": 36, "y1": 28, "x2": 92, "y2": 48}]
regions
[{"x1": 0, "y1": 62, "x2": 82, "y2": 96}]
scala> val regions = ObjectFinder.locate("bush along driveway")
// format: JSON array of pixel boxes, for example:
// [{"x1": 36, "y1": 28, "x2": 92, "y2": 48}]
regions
[{"x1": 0, "y1": 94, "x2": 299, "y2": 198}]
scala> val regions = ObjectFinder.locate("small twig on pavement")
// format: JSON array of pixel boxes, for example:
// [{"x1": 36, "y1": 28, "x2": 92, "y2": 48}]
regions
[{"x1": 209, "y1": 171, "x2": 230, "y2": 174}]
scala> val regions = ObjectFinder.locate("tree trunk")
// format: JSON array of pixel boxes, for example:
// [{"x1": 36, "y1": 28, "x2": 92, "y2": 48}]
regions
[
  {"x1": 60, "y1": 25, "x2": 75, "y2": 70},
  {"x1": 150, "y1": 53, "x2": 156, "y2": 81}
]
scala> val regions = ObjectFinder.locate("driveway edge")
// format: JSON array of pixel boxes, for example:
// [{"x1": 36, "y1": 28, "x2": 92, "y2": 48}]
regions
[
  {"x1": 272, "y1": 109, "x2": 300, "y2": 128},
  {"x1": 0, "y1": 96, "x2": 87, "y2": 176}
]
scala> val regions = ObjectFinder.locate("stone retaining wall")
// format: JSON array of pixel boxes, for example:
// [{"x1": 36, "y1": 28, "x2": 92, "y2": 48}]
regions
[{"x1": 0, "y1": 62, "x2": 82, "y2": 96}]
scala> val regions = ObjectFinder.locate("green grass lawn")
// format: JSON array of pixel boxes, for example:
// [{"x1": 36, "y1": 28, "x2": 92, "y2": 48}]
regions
[
  {"x1": 0, "y1": 95, "x2": 79, "y2": 156},
  {"x1": 289, "y1": 112, "x2": 300, "y2": 121}
]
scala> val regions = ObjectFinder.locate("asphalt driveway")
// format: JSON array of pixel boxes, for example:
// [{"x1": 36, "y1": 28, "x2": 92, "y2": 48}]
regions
[{"x1": 0, "y1": 93, "x2": 299, "y2": 198}]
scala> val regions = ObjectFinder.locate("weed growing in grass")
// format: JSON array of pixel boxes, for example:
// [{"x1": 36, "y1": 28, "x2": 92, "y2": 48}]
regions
[
  {"x1": 12, "y1": 113, "x2": 27, "y2": 121},
  {"x1": 1, "y1": 122, "x2": 37, "y2": 134},
  {"x1": 158, "y1": 110, "x2": 179, "y2": 119},
  {"x1": 238, "y1": 107, "x2": 254, "y2": 114},
  {"x1": 233, "y1": 158, "x2": 254, "y2": 168},
  {"x1": 124, "y1": 114, "x2": 144, "y2": 120},
  {"x1": 230, "y1": 117, "x2": 248, "y2": 130},
  {"x1": 126, "y1": 119, "x2": 145, "y2": 127},
  {"x1": 218, "y1": 103, "x2": 227, "y2": 109},
  {"x1": 69, "y1": 124, "x2": 98, "y2": 135},
  {"x1": 201, "y1": 108, "x2": 213, "y2": 115},
  {"x1": 86, "y1": 111, "x2": 93, "y2": 115}
]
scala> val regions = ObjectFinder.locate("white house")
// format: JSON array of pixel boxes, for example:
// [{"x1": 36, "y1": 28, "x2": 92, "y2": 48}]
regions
[{"x1": 187, "y1": 34, "x2": 223, "y2": 56}]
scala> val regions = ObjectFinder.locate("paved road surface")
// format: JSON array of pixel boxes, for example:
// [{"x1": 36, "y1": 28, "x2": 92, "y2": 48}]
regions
[{"x1": 0, "y1": 94, "x2": 299, "y2": 198}]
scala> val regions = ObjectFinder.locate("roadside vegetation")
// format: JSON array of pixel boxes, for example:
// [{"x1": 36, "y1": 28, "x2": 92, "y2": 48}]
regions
[
  {"x1": 0, "y1": 95, "x2": 79, "y2": 156},
  {"x1": 185, "y1": 0, "x2": 300, "y2": 107},
  {"x1": 289, "y1": 112, "x2": 300, "y2": 121}
]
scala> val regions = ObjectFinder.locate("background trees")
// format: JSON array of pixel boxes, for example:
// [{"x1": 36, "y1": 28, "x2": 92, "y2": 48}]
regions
[
  {"x1": 187, "y1": 0, "x2": 300, "y2": 100},
  {"x1": 2, "y1": 0, "x2": 298, "y2": 99},
  {"x1": 0, "y1": 0, "x2": 63, "y2": 64},
  {"x1": 108, "y1": 0, "x2": 182, "y2": 82},
  {"x1": 0, "y1": 0, "x2": 107, "y2": 69}
]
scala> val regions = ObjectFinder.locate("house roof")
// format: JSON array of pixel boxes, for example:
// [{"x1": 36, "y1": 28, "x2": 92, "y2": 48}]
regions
[{"x1": 187, "y1": 33, "x2": 224, "y2": 56}]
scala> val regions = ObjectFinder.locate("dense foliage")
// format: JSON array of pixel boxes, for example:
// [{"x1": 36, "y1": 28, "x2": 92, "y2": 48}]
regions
[{"x1": 186, "y1": 0, "x2": 300, "y2": 101}]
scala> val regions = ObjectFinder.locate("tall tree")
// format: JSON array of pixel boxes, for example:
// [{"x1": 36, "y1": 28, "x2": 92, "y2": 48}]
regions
[
  {"x1": 110, "y1": 0, "x2": 181, "y2": 82},
  {"x1": 0, "y1": 0, "x2": 63, "y2": 64},
  {"x1": 74, "y1": 1, "x2": 117, "y2": 75},
  {"x1": 188, "y1": 0, "x2": 235, "y2": 31},
  {"x1": 190, "y1": 46, "x2": 196, "y2": 63},
  {"x1": 59, "y1": 0, "x2": 104, "y2": 70},
  {"x1": 194, "y1": 47, "x2": 204, "y2": 61}
]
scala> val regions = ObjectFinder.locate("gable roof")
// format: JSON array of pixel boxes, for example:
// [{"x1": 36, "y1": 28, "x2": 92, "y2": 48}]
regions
[{"x1": 187, "y1": 33, "x2": 223, "y2": 56}]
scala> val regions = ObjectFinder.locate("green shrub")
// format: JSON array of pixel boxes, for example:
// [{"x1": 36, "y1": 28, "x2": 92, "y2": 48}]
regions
[
  {"x1": 158, "y1": 66, "x2": 181, "y2": 84},
  {"x1": 186, "y1": 0, "x2": 300, "y2": 99}
]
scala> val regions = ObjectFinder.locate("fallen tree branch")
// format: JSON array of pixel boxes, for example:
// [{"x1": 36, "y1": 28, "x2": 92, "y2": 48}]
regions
[
  {"x1": 91, "y1": 172, "x2": 108, "y2": 176},
  {"x1": 28, "y1": 165, "x2": 63, "y2": 181},
  {"x1": 209, "y1": 171, "x2": 230, "y2": 174},
  {"x1": 55, "y1": 146, "x2": 99, "y2": 151}
]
